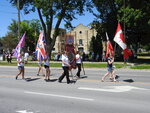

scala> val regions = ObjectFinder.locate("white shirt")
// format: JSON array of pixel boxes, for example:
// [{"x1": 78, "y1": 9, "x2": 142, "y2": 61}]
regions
[
  {"x1": 76, "y1": 54, "x2": 81, "y2": 64},
  {"x1": 44, "y1": 57, "x2": 50, "y2": 66},
  {"x1": 17, "y1": 58, "x2": 24, "y2": 67},
  {"x1": 62, "y1": 54, "x2": 69, "y2": 67},
  {"x1": 24, "y1": 52, "x2": 29, "y2": 58},
  {"x1": 38, "y1": 60, "x2": 42, "y2": 65}
]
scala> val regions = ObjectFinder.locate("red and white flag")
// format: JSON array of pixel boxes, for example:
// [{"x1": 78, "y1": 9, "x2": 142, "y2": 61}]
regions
[
  {"x1": 35, "y1": 32, "x2": 46, "y2": 61},
  {"x1": 105, "y1": 32, "x2": 114, "y2": 58},
  {"x1": 113, "y1": 23, "x2": 132, "y2": 59}
]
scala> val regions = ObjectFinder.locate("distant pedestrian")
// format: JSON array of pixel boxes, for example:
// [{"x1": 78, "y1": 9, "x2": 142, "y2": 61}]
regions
[
  {"x1": 44, "y1": 56, "x2": 50, "y2": 81},
  {"x1": 75, "y1": 51, "x2": 81, "y2": 78},
  {"x1": 57, "y1": 52, "x2": 61, "y2": 61},
  {"x1": 8, "y1": 53, "x2": 12, "y2": 63},
  {"x1": 101, "y1": 54, "x2": 116, "y2": 82},
  {"x1": 24, "y1": 52, "x2": 29, "y2": 64},
  {"x1": 16, "y1": 54, "x2": 24, "y2": 80},
  {"x1": 37, "y1": 59, "x2": 45, "y2": 76},
  {"x1": 58, "y1": 51, "x2": 71, "y2": 84},
  {"x1": 102, "y1": 52, "x2": 106, "y2": 62}
]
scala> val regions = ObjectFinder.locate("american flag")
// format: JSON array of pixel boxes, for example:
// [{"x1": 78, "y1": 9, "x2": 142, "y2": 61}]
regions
[
  {"x1": 35, "y1": 32, "x2": 46, "y2": 61},
  {"x1": 13, "y1": 32, "x2": 26, "y2": 59}
]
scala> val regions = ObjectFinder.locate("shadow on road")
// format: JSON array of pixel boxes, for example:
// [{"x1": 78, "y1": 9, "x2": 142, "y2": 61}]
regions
[
  {"x1": 25, "y1": 78, "x2": 41, "y2": 82},
  {"x1": 80, "y1": 76, "x2": 88, "y2": 79},
  {"x1": 44, "y1": 79, "x2": 58, "y2": 82},
  {"x1": 123, "y1": 79, "x2": 134, "y2": 83}
]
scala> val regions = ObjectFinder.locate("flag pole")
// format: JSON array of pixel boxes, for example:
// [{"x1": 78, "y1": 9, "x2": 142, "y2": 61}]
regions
[
  {"x1": 113, "y1": 43, "x2": 117, "y2": 60},
  {"x1": 81, "y1": 59, "x2": 85, "y2": 75}
]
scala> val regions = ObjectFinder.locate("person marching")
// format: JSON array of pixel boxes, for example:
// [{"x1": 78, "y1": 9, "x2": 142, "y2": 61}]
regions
[
  {"x1": 101, "y1": 53, "x2": 116, "y2": 82},
  {"x1": 58, "y1": 51, "x2": 71, "y2": 84},
  {"x1": 75, "y1": 51, "x2": 82, "y2": 78},
  {"x1": 37, "y1": 58, "x2": 45, "y2": 76},
  {"x1": 43, "y1": 55, "x2": 50, "y2": 81},
  {"x1": 16, "y1": 54, "x2": 25, "y2": 80}
]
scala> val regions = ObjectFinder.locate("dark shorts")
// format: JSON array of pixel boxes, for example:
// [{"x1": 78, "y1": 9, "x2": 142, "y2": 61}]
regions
[
  {"x1": 44, "y1": 65, "x2": 49, "y2": 69},
  {"x1": 18, "y1": 66, "x2": 24, "y2": 70},
  {"x1": 107, "y1": 67, "x2": 113, "y2": 72}
]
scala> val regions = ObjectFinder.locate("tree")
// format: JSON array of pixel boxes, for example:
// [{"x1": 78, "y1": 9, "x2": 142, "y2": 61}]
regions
[
  {"x1": 1, "y1": 32, "x2": 17, "y2": 52},
  {"x1": 92, "y1": 0, "x2": 150, "y2": 54},
  {"x1": 89, "y1": 35, "x2": 102, "y2": 61},
  {"x1": 2, "y1": 19, "x2": 42, "y2": 53},
  {"x1": 9, "y1": 0, "x2": 93, "y2": 57}
]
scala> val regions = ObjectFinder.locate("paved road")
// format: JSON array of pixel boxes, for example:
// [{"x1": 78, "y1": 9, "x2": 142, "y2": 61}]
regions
[{"x1": 0, "y1": 66, "x2": 150, "y2": 113}]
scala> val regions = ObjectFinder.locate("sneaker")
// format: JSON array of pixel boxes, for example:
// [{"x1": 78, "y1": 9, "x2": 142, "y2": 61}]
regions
[
  {"x1": 113, "y1": 79, "x2": 117, "y2": 82},
  {"x1": 15, "y1": 76, "x2": 18, "y2": 80},
  {"x1": 101, "y1": 79, "x2": 104, "y2": 82},
  {"x1": 58, "y1": 80, "x2": 61, "y2": 83}
]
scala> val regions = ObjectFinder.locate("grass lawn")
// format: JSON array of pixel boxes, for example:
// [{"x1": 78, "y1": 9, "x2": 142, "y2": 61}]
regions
[{"x1": 0, "y1": 61, "x2": 136, "y2": 69}]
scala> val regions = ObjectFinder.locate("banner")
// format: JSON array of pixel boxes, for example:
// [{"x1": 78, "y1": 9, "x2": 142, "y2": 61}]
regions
[{"x1": 65, "y1": 35, "x2": 76, "y2": 69}]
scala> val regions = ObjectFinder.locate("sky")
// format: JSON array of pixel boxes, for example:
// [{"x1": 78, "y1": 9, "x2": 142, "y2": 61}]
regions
[{"x1": 0, "y1": 0, "x2": 98, "y2": 37}]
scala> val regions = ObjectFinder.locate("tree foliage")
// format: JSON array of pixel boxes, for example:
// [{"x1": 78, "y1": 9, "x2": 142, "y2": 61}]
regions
[
  {"x1": 9, "y1": 0, "x2": 93, "y2": 57},
  {"x1": 92, "y1": 0, "x2": 150, "y2": 53},
  {"x1": 2, "y1": 19, "x2": 41, "y2": 53},
  {"x1": 89, "y1": 35, "x2": 102, "y2": 60}
]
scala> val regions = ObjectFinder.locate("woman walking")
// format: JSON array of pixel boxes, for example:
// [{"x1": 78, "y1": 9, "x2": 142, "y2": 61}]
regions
[
  {"x1": 75, "y1": 51, "x2": 81, "y2": 78},
  {"x1": 58, "y1": 51, "x2": 71, "y2": 84}
]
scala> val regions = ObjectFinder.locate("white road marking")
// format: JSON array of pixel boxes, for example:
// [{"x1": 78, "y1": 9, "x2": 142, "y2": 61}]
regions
[
  {"x1": 25, "y1": 91, "x2": 94, "y2": 101},
  {"x1": 78, "y1": 86, "x2": 149, "y2": 93},
  {"x1": 16, "y1": 110, "x2": 33, "y2": 113}
]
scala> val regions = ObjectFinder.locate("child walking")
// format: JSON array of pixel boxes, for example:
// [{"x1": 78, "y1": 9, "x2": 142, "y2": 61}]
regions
[
  {"x1": 101, "y1": 54, "x2": 116, "y2": 82},
  {"x1": 44, "y1": 56, "x2": 50, "y2": 81},
  {"x1": 16, "y1": 54, "x2": 25, "y2": 80}
]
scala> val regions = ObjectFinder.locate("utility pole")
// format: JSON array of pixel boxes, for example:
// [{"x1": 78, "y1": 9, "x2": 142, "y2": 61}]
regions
[{"x1": 17, "y1": 0, "x2": 20, "y2": 41}]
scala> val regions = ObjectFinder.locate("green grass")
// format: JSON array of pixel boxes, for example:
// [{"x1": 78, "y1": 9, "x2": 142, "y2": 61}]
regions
[
  {"x1": 1, "y1": 60, "x2": 150, "y2": 69},
  {"x1": 0, "y1": 61, "x2": 128, "y2": 69},
  {"x1": 130, "y1": 65, "x2": 150, "y2": 69}
]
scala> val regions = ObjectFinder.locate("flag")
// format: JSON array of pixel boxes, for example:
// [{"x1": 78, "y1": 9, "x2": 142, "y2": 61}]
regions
[
  {"x1": 113, "y1": 23, "x2": 132, "y2": 59},
  {"x1": 65, "y1": 35, "x2": 76, "y2": 69},
  {"x1": 13, "y1": 32, "x2": 26, "y2": 59},
  {"x1": 124, "y1": 48, "x2": 132, "y2": 60},
  {"x1": 105, "y1": 32, "x2": 114, "y2": 58},
  {"x1": 35, "y1": 31, "x2": 46, "y2": 61}
]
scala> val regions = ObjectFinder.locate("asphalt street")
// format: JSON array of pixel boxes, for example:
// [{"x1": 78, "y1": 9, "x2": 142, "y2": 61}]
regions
[{"x1": 0, "y1": 66, "x2": 150, "y2": 113}]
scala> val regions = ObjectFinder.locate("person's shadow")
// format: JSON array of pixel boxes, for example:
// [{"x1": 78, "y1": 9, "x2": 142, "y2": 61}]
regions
[
  {"x1": 123, "y1": 79, "x2": 134, "y2": 83},
  {"x1": 25, "y1": 78, "x2": 41, "y2": 82},
  {"x1": 45, "y1": 79, "x2": 58, "y2": 82},
  {"x1": 115, "y1": 75, "x2": 134, "y2": 83}
]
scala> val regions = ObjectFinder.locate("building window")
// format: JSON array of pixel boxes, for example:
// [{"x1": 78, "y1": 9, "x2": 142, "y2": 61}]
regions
[
  {"x1": 62, "y1": 32, "x2": 65, "y2": 37},
  {"x1": 78, "y1": 47, "x2": 84, "y2": 52},
  {"x1": 79, "y1": 31, "x2": 82, "y2": 34},
  {"x1": 79, "y1": 39, "x2": 83, "y2": 46}
]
